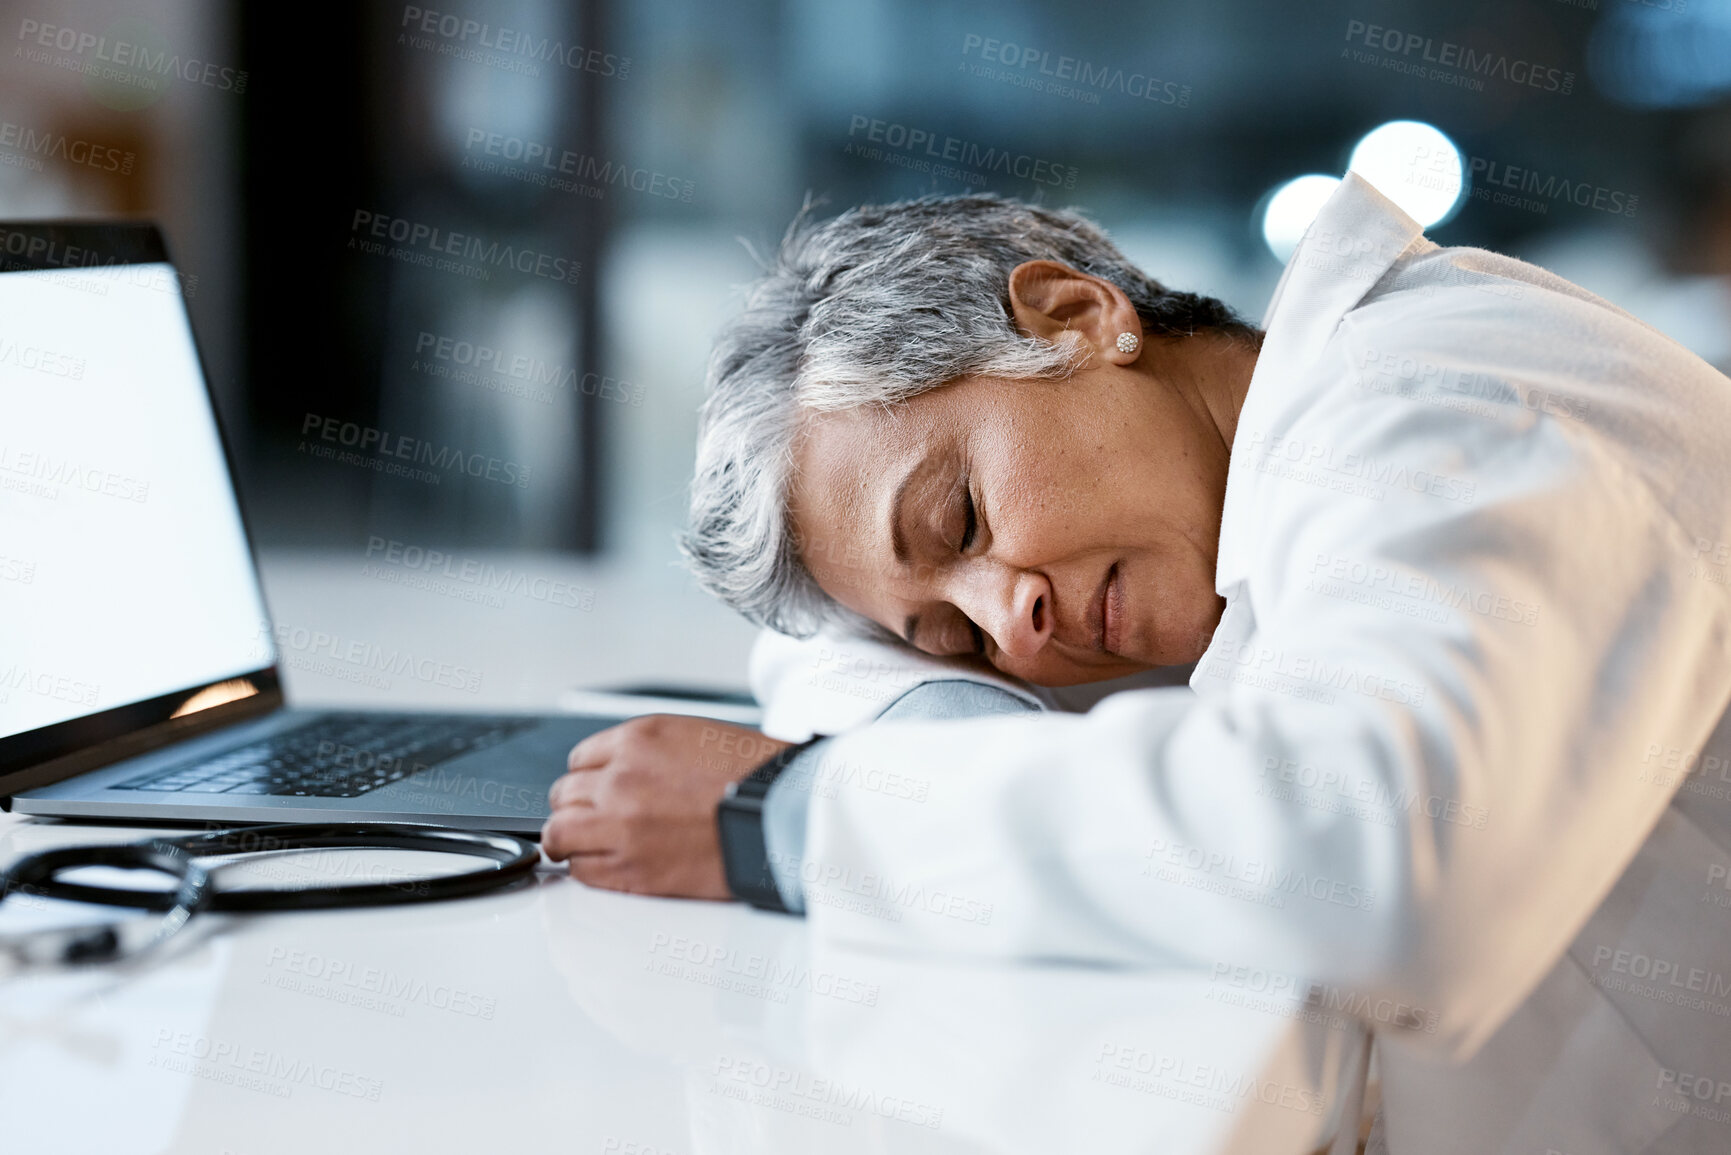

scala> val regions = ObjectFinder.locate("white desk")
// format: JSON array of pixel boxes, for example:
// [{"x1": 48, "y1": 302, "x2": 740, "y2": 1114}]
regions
[{"x1": 0, "y1": 552, "x2": 1367, "y2": 1154}]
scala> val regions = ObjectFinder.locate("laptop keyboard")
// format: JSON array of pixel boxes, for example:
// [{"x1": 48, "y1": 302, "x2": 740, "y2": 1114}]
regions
[{"x1": 112, "y1": 713, "x2": 538, "y2": 798}]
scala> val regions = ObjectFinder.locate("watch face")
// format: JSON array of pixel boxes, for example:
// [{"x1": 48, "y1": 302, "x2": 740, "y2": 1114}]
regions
[
  {"x1": 716, "y1": 801, "x2": 781, "y2": 908},
  {"x1": 717, "y1": 803, "x2": 758, "y2": 867}
]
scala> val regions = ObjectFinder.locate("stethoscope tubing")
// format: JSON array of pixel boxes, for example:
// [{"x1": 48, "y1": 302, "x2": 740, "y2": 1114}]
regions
[{"x1": 1, "y1": 823, "x2": 540, "y2": 913}]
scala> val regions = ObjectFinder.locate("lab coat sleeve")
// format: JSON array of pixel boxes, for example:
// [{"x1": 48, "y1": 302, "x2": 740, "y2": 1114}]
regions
[
  {"x1": 748, "y1": 627, "x2": 1044, "y2": 742},
  {"x1": 763, "y1": 679, "x2": 1044, "y2": 912},
  {"x1": 798, "y1": 337, "x2": 1731, "y2": 1060}
]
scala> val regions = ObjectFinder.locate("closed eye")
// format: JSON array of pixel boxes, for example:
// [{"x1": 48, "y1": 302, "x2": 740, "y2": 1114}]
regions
[
  {"x1": 958, "y1": 484, "x2": 978, "y2": 552},
  {"x1": 958, "y1": 479, "x2": 983, "y2": 654}
]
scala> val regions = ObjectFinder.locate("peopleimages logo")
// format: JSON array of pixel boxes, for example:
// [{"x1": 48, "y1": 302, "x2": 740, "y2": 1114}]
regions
[
  {"x1": 1141, "y1": 836, "x2": 1377, "y2": 911},
  {"x1": 0, "y1": 442, "x2": 149, "y2": 502},
  {"x1": 363, "y1": 536, "x2": 597, "y2": 612},
  {"x1": 1467, "y1": 155, "x2": 1638, "y2": 217},
  {"x1": 462, "y1": 129, "x2": 694, "y2": 203},
  {"x1": 711, "y1": 1055, "x2": 944, "y2": 1130},
  {"x1": 149, "y1": 1030, "x2": 382, "y2": 1101},
  {"x1": 1342, "y1": 18, "x2": 1575, "y2": 95},
  {"x1": 1093, "y1": 1042, "x2": 1328, "y2": 1115},
  {"x1": 0, "y1": 335, "x2": 85, "y2": 379},
  {"x1": 775, "y1": 851, "x2": 995, "y2": 926},
  {"x1": 0, "y1": 226, "x2": 198, "y2": 298},
  {"x1": 398, "y1": 6, "x2": 630, "y2": 78},
  {"x1": 844, "y1": 115, "x2": 1078, "y2": 189},
  {"x1": 1247, "y1": 430, "x2": 1478, "y2": 507},
  {"x1": 412, "y1": 331, "x2": 645, "y2": 407},
  {"x1": 0, "y1": 662, "x2": 99, "y2": 707},
  {"x1": 348, "y1": 210, "x2": 581, "y2": 285},
  {"x1": 298, "y1": 412, "x2": 532, "y2": 489},
  {"x1": 1260, "y1": 752, "x2": 1490, "y2": 831},
  {"x1": 1199, "y1": 637, "x2": 1429, "y2": 708},
  {"x1": 0, "y1": 119, "x2": 134, "y2": 173},
  {"x1": 262, "y1": 621, "x2": 483, "y2": 693},
  {"x1": 1306, "y1": 547, "x2": 1542, "y2": 629},
  {"x1": 265, "y1": 946, "x2": 497, "y2": 1019},
  {"x1": 1206, "y1": 961, "x2": 1439, "y2": 1033},
  {"x1": 958, "y1": 32, "x2": 1191, "y2": 107},
  {"x1": 15, "y1": 18, "x2": 249, "y2": 95},
  {"x1": 646, "y1": 932, "x2": 882, "y2": 1006}
]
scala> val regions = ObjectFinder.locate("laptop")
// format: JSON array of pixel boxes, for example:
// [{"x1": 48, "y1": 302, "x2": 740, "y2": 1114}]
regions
[{"x1": 0, "y1": 220, "x2": 640, "y2": 835}]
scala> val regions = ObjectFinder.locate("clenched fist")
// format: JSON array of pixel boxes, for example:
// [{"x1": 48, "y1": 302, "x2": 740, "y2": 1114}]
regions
[{"x1": 541, "y1": 714, "x2": 792, "y2": 899}]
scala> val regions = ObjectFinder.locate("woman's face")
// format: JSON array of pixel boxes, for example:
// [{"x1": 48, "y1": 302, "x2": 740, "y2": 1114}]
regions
[{"x1": 789, "y1": 315, "x2": 1253, "y2": 687}]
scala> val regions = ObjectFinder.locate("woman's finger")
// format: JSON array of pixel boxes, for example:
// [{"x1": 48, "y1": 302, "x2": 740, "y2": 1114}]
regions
[
  {"x1": 548, "y1": 769, "x2": 602, "y2": 809},
  {"x1": 566, "y1": 725, "x2": 623, "y2": 773},
  {"x1": 540, "y1": 806, "x2": 611, "y2": 862}
]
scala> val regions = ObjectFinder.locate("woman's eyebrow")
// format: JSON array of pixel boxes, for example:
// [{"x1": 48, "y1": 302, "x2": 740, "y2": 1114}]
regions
[{"x1": 889, "y1": 461, "x2": 920, "y2": 566}]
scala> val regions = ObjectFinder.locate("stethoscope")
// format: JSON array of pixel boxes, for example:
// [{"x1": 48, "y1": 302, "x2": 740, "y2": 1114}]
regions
[{"x1": 0, "y1": 823, "x2": 540, "y2": 971}]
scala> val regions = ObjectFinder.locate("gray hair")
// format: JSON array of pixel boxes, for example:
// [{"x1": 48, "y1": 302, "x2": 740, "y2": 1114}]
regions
[{"x1": 680, "y1": 192, "x2": 1253, "y2": 638}]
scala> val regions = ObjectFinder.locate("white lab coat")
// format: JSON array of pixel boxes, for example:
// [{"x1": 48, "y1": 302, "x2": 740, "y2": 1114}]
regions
[{"x1": 752, "y1": 174, "x2": 1731, "y2": 1154}]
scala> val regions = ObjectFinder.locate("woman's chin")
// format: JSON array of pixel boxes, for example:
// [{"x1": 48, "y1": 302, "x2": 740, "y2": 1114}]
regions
[
  {"x1": 1021, "y1": 653, "x2": 1156, "y2": 688},
  {"x1": 1159, "y1": 595, "x2": 1227, "y2": 665}
]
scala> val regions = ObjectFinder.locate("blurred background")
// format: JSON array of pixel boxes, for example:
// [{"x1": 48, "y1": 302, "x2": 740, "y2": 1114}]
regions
[{"x1": 3, "y1": 0, "x2": 1729, "y2": 704}]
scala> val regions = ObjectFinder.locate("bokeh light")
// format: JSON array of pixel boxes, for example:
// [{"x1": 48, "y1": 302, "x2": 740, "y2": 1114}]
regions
[
  {"x1": 1260, "y1": 174, "x2": 1342, "y2": 262},
  {"x1": 1347, "y1": 120, "x2": 1465, "y2": 228}
]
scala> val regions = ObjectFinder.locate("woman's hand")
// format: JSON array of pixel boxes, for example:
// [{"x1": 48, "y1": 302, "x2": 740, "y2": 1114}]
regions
[{"x1": 541, "y1": 714, "x2": 792, "y2": 899}]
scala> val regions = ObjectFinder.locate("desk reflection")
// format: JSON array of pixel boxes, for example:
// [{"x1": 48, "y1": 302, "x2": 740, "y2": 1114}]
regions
[
  {"x1": 538, "y1": 880, "x2": 1368, "y2": 1155},
  {"x1": 0, "y1": 815, "x2": 1364, "y2": 1155}
]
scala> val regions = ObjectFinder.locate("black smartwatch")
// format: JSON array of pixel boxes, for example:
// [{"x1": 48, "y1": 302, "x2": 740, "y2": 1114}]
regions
[{"x1": 717, "y1": 738, "x2": 821, "y2": 912}]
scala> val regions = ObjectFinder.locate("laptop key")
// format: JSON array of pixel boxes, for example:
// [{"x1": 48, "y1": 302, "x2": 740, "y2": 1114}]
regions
[{"x1": 112, "y1": 713, "x2": 536, "y2": 797}]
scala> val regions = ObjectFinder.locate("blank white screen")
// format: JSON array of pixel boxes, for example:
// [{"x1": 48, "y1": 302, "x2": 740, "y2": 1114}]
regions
[{"x1": 0, "y1": 262, "x2": 274, "y2": 739}]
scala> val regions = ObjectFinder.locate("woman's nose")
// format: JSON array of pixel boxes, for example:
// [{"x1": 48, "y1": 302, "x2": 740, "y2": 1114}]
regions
[{"x1": 973, "y1": 568, "x2": 1055, "y2": 660}]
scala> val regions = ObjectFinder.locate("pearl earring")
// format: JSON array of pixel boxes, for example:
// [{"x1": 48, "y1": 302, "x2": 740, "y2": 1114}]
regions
[{"x1": 1116, "y1": 332, "x2": 1140, "y2": 355}]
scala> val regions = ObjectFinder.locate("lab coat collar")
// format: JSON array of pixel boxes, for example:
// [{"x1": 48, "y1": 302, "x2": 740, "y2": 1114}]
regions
[{"x1": 1214, "y1": 173, "x2": 1424, "y2": 595}]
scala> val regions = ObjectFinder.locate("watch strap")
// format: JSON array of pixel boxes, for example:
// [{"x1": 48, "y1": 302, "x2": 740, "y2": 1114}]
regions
[{"x1": 717, "y1": 738, "x2": 821, "y2": 910}]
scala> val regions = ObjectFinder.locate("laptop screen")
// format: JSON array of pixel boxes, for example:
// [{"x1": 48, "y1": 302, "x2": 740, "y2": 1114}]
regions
[{"x1": 0, "y1": 251, "x2": 275, "y2": 748}]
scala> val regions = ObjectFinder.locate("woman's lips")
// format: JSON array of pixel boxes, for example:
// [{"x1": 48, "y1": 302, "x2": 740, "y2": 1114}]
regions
[{"x1": 1094, "y1": 563, "x2": 1123, "y2": 655}]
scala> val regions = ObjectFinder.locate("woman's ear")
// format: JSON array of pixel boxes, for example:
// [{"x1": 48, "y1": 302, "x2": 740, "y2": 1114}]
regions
[{"x1": 1006, "y1": 260, "x2": 1143, "y2": 364}]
